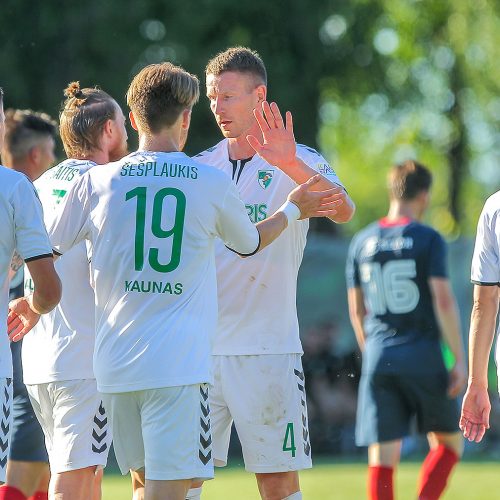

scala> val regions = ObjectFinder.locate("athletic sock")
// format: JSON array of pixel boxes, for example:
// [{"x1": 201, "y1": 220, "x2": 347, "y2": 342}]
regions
[
  {"x1": 0, "y1": 485, "x2": 27, "y2": 500},
  {"x1": 185, "y1": 487, "x2": 202, "y2": 500},
  {"x1": 283, "y1": 492, "x2": 302, "y2": 500},
  {"x1": 28, "y1": 492, "x2": 49, "y2": 500},
  {"x1": 368, "y1": 465, "x2": 394, "y2": 500},
  {"x1": 417, "y1": 445, "x2": 459, "y2": 500}
]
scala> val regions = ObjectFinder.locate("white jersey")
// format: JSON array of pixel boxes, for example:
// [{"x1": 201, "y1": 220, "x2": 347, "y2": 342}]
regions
[
  {"x1": 22, "y1": 159, "x2": 97, "y2": 384},
  {"x1": 0, "y1": 166, "x2": 52, "y2": 379},
  {"x1": 47, "y1": 151, "x2": 260, "y2": 393},
  {"x1": 194, "y1": 140, "x2": 344, "y2": 355}
]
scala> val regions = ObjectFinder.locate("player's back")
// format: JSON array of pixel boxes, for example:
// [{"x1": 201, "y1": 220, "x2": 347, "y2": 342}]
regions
[
  {"x1": 58, "y1": 150, "x2": 256, "y2": 393},
  {"x1": 347, "y1": 217, "x2": 448, "y2": 372}
]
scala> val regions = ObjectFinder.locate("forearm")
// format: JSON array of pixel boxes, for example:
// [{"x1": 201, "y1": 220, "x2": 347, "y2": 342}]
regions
[
  {"x1": 347, "y1": 287, "x2": 366, "y2": 351},
  {"x1": 254, "y1": 212, "x2": 288, "y2": 253},
  {"x1": 468, "y1": 287, "x2": 499, "y2": 387},
  {"x1": 435, "y1": 298, "x2": 465, "y2": 365},
  {"x1": 277, "y1": 157, "x2": 355, "y2": 223}
]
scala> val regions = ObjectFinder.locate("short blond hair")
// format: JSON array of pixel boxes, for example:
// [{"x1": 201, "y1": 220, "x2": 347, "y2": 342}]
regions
[{"x1": 126, "y1": 62, "x2": 199, "y2": 133}]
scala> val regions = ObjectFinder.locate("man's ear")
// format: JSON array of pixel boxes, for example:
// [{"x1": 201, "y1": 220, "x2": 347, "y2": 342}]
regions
[
  {"x1": 256, "y1": 84, "x2": 267, "y2": 103},
  {"x1": 129, "y1": 111, "x2": 139, "y2": 131},
  {"x1": 29, "y1": 145, "x2": 41, "y2": 164},
  {"x1": 181, "y1": 108, "x2": 192, "y2": 130}
]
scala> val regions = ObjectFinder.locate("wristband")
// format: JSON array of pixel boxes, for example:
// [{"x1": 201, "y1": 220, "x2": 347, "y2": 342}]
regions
[{"x1": 278, "y1": 200, "x2": 301, "y2": 224}]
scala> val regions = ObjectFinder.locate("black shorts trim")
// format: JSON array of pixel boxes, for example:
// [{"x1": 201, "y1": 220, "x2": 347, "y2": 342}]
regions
[
  {"x1": 225, "y1": 232, "x2": 261, "y2": 257},
  {"x1": 24, "y1": 253, "x2": 54, "y2": 263},
  {"x1": 471, "y1": 280, "x2": 500, "y2": 286}
]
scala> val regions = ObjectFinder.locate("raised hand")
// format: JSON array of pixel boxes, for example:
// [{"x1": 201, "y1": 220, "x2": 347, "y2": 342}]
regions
[
  {"x1": 7, "y1": 296, "x2": 41, "y2": 342},
  {"x1": 459, "y1": 383, "x2": 491, "y2": 442},
  {"x1": 246, "y1": 101, "x2": 296, "y2": 168},
  {"x1": 287, "y1": 175, "x2": 344, "y2": 220}
]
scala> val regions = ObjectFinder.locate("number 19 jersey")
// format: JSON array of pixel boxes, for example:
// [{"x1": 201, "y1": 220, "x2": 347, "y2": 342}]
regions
[
  {"x1": 346, "y1": 217, "x2": 447, "y2": 348},
  {"x1": 47, "y1": 151, "x2": 260, "y2": 393}
]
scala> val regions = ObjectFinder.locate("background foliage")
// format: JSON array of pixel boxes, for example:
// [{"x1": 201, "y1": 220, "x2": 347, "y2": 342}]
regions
[{"x1": 2, "y1": 0, "x2": 500, "y2": 235}]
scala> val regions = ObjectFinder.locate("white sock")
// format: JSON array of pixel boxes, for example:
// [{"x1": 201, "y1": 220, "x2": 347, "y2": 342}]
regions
[
  {"x1": 185, "y1": 486, "x2": 202, "y2": 500},
  {"x1": 283, "y1": 492, "x2": 302, "y2": 500}
]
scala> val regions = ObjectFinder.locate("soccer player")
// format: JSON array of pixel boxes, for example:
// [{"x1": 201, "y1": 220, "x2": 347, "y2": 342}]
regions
[
  {"x1": 460, "y1": 189, "x2": 500, "y2": 443},
  {"x1": 0, "y1": 109, "x2": 57, "y2": 500},
  {"x1": 0, "y1": 88, "x2": 61, "y2": 488},
  {"x1": 11, "y1": 82, "x2": 127, "y2": 500},
  {"x1": 346, "y1": 160, "x2": 466, "y2": 500},
  {"x1": 8, "y1": 62, "x2": 341, "y2": 500},
  {"x1": 191, "y1": 47, "x2": 355, "y2": 500}
]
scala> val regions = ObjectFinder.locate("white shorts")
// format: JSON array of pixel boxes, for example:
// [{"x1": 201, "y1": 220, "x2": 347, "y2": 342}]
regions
[
  {"x1": 102, "y1": 384, "x2": 214, "y2": 481},
  {"x1": 27, "y1": 379, "x2": 110, "y2": 473},
  {"x1": 0, "y1": 378, "x2": 13, "y2": 483},
  {"x1": 211, "y1": 354, "x2": 312, "y2": 473}
]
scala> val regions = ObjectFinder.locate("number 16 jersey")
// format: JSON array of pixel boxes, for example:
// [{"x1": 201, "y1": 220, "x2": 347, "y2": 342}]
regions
[{"x1": 346, "y1": 217, "x2": 447, "y2": 366}]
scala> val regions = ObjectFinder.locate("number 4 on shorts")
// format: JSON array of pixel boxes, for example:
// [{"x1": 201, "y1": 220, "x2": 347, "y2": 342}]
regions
[{"x1": 282, "y1": 422, "x2": 296, "y2": 457}]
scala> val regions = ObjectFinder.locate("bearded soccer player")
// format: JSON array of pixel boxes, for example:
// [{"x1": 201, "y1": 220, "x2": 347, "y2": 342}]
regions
[
  {"x1": 346, "y1": 161, "x2": 466, "y2": 500},
  {"x1": 0, "y1": 88, "x2": 61, "y2": 490},
  {"x1": 10, "y1": 82, "x2": 127, "y2": 500},
  {"x1": 8, "y1": 62, "x2": 341, "y2": 500},
  {"x1": 0, "y1": 109, "x2": 57, "y2": 500},
  {"x1": 190, "y1": 47, "x2": 355, "y2": 500}
]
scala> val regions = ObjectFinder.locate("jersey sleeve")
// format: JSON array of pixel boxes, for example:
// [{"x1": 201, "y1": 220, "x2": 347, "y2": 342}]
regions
[
  {"x1": 216, "y1": 180, "x2": 260, "y2": 256},
  {"x1": 296, "y1": 146, "x2": 344, "y2": 189},
  {"x1": 471, "y1": 201, "x2": 500, "y2": 285},
  {"x1": 345, "y1": 235, "x2": 361, "y2": 289},
  {"x1": 47, "y1": 172, "x2": 92, "y2": 255},
  {"x1": 11, "y1": 176, "x2": 53, "y2": 262},
  {"x1": 427, "y1": 231, "x2": 448, "y2": 278}
]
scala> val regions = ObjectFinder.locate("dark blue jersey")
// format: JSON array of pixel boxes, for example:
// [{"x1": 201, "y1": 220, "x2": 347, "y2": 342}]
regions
[{"x1": 346, "y1": 217, "x2": 447, "y2": 372}]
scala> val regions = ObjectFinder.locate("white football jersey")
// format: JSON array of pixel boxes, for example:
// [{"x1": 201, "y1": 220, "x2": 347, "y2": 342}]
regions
[
  {"x1": 0, "y1": 166, "x2": 52, "y2": 379},
  {"x1": 194, "y1": 140, "x2": 344, "y2": 355},
  {"x1": 47, "y1": 151, "x2": 259, "y2": 393},
  {"x1": 22, "y1": 159, "x2": 97, "y2": 385}
]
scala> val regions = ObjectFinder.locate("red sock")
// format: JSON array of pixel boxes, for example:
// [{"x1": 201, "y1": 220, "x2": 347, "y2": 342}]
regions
[
  {"x1": 418, "y1": 445, "x2": 459, "y2": 500},
  {"x1": 368, "y1": 465, "x2": 394, "y2": 500},
  {"x1": 0, "y1": 485, "x2": 27, "y2": 500},
  {"x1": 28, "y1": 493, "x2": 48, "y2": 500}
]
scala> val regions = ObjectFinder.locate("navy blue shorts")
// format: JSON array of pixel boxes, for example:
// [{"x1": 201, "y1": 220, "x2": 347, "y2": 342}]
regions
[
  {"x1": 9, "y1": 341, "x2": 48, "y2": 462},
  {"x1": 355, "y1": 367, "x2": 460, "y2": 447}
]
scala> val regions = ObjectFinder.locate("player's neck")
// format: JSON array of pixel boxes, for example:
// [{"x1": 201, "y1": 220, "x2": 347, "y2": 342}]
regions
[
  {"x1": 80, "y1": 150, "x2": 110, "y2": 165},
  {"x1": 9, "y1": 161, "x2": 37, "y2": 181},
  {"x1": 227, "y1": 123, "x2": 261, "y2": 160},
  {"x1": 138, "y1": 134, "x2": 181, "y2": 154},
  {"x1": 386, "y1": 202, "x2": 418, "y2": 221}
]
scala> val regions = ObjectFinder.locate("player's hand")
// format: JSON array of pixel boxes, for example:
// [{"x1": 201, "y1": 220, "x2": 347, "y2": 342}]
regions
[
  {"x1": 459, "y1": 383, "x2": 491, "y2": 443},
  {"x1": 7, "y1": 296, "x2": 41, "y2": 342},
  {"x1": 246, "y1": 101, "x2": 296, "y2": 168},
  {"x1": 288, "y1": 175, "x2": 344, "y2": 220},
  {"x1": 447, "y1": 359, "x2": 467, "y2": 399}
]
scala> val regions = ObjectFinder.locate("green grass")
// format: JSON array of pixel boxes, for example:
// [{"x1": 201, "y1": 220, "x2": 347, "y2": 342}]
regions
[{"x1": 102, "y1": 461, "x2": 499, "y2": 499}]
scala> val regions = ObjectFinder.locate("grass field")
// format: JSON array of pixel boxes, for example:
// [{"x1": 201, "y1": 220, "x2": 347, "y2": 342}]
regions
[{"x1": 102, "y1": 461, "x2": 498, "y2": 499}]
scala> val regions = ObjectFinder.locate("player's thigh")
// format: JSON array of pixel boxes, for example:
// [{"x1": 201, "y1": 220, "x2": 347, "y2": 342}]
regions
[
  {"x1": 209, "y1": 356, "x2": 233, "y2": 467},
  {"x1": 101, "y1": 391, "x2": 144, "y2": 476},
  {"x1": 223, "y1": 354, "x2": 312, "y2": 473},
  {"x1": 47, "y1": 379, "x2": 111, "y2": 473},
  {"x1": 356, "y1": 371, "x2": 411, "y2": 447},
  {"x1": 0, "y1": 378, "x2": 13, "y2": 483},
  {"x1": 139, "y1": 384, "x2": 214, "y2": 482},
  {"x1": 408, "y1": 371, "x2": 460, "y2": 436}
]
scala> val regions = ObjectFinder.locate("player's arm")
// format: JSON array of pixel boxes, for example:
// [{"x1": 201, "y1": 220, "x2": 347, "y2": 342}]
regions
[
  {"x1": 246, "y1": 101, "x2": 355, "y2": 223},
  {"x1": 347, "y1": 286, "x2": 367, "y2": 351},
  {"x1": 460, "y1": 284, "x2": 498, "y2": 442},
  {"x1": 429, "y1": 277, "x2": 466, "y2": 398},
  {"x1": 219, "y1": 175, "x2": 341, "y2": 256}
]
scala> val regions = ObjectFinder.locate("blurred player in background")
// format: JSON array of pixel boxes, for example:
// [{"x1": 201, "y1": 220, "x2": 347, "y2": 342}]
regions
[
  {"x1": 11, "y1": 82, "x2": 127, "y2": 500},
  {"x1": 8, "y1": 62, "x2": 340, "y2": 500},
  {"x1": 0, "y1": 108, "x2": 57, "y2": 500},
  {"x1": 460, "y1": 188, "x2": 500, "y2": 444},
  {"x1": 192, "y1": 47, "x2": 355, "y2": 500},
  {"x1": 346, "y1": 160, "x2": 466, "y2": 500},
  {"x1": 0, "y1": 87, "x2": 61, "y2": 490}
]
